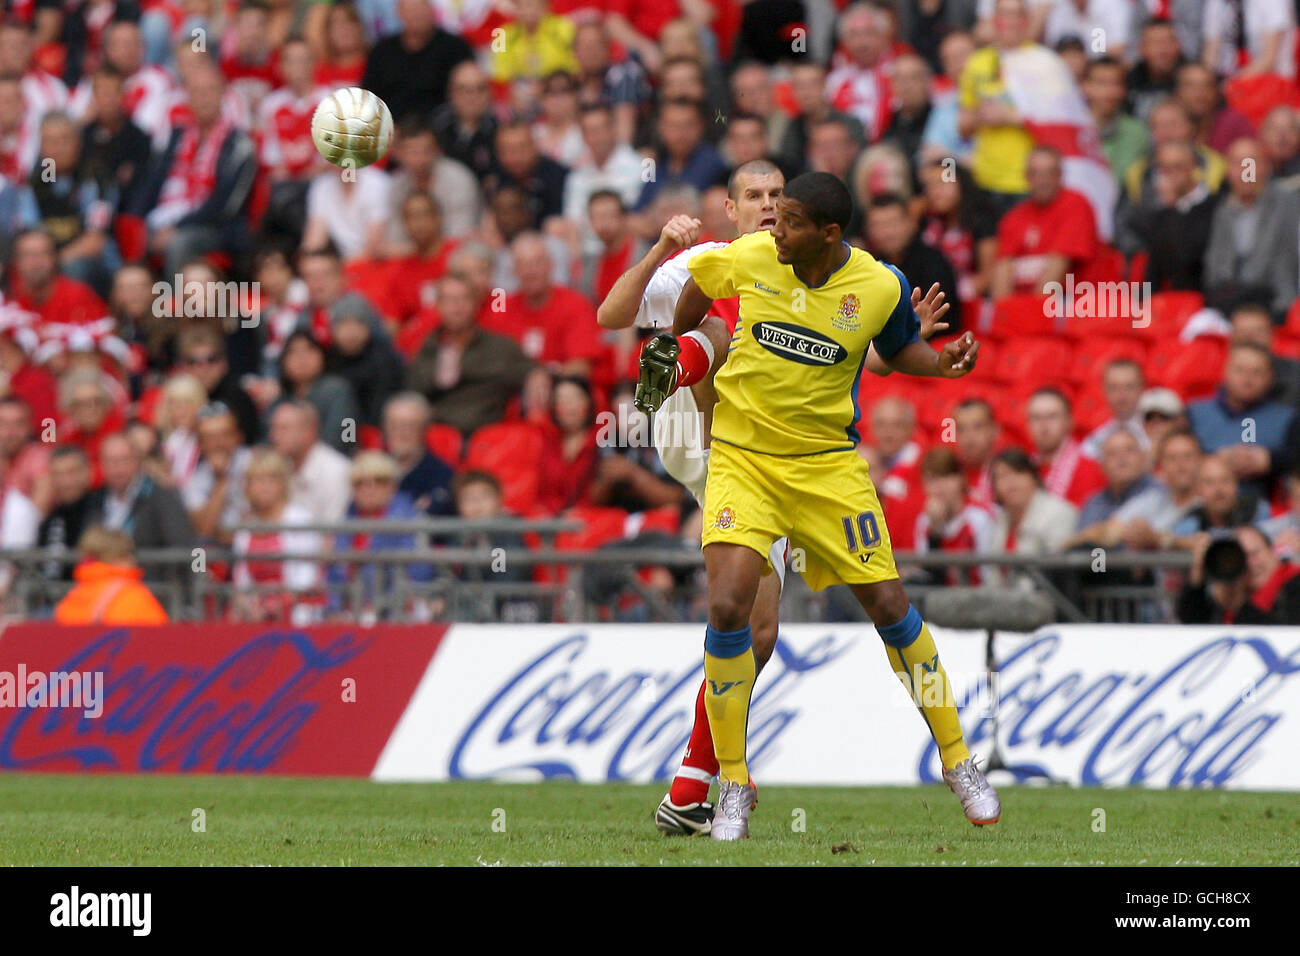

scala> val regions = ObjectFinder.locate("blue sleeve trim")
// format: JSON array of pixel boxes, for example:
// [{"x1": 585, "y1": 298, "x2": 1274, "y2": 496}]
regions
[
  {"x1": 877, "y1": 604, "x2": 923, "y2": 648},
  {"x1": 705, "y1": 624, "x2": 754, "y2": 658},
  {"x1": 873, "y1": 264, "x2": 922, "y2": 360}
]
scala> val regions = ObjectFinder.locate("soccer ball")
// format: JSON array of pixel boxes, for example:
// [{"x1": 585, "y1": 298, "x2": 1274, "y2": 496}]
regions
[{"x1": 311, "y1": 87, "x2": 393, "y2": 169}]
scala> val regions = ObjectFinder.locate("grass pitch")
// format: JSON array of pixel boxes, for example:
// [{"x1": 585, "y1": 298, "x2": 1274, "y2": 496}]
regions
[{"x1": 0, "y1": 774, "x2": 1295, "y2": 866}]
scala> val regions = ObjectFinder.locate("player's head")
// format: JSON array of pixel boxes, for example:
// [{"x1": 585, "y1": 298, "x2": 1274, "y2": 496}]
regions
[
  {"x1": 726, "y1": 159, "x2": 783, "y2": 236},
  {"x1": 772, "y1": 172, "x2": 854, "y2": 265}
]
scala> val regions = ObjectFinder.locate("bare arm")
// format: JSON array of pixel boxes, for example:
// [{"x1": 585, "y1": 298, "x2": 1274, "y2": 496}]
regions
[
  {"x1": 672, "y1": 275, "x2": 714, "y2": 335},
  {"x1": 597, "y1": 215, "x2": 700, "y2": 329}
]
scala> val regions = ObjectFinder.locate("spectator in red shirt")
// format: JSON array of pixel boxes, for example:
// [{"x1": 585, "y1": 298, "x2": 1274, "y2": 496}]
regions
[
  {"x1": 315, "y1": 2, "x2": 368, "y2": 89},
  {"x1": 488, "y1": 232, "x2": 604, "y2": 378},
  {"x1": 583, "y1": 189, "x2": 638, "y2": 306},
  {"x1": 0, "y1": 395, "x2": 52, "y2": 514},
  {"x1": 915, "y1": 446, "x2": 996, "y2": 585},
  {"x1": 7, "y1": 228, "x2": 109, "y2": 325},
  {"x1": 258, "y1": 36, "x2": 328, "y2": 242},
  {"x1": 1026, "y1": 387, "x2": 1107, "y2": 508},
  {"x1": 824, "y1": 2, "x2": 895, "y2": 143},
  {"x1": 605, "y1": 0, "x2": 682, "y2": 73},
  {"x1": 220, "y1": 0, "x2": 281, "y2": 115},
  {"x1": 386, "y1": 193, "x2": 458, "y2": 321},
  {"x1": 537, "y1": 375, "x2": 600, "y2": 515},
  {"x1": 0, "y1": 315, "x2": 57, "y2": 431},
  {"x1": 954, "y1": 397, "x2": 1000, "y2": 506},
  {"x1": 990, "y1": 146, "x2": 1100, "y2": 298},
  {"x1": 58, "y1": 367, "x2": 124, "y2": 484},
  {"x1": 870, "y1": 396, "x2": 925, "y2": 550}
]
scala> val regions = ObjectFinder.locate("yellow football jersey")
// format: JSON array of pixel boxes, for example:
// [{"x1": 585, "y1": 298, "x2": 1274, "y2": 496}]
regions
[{"x1": 687, "y1": 229, "x2": 920, "y2": 456}]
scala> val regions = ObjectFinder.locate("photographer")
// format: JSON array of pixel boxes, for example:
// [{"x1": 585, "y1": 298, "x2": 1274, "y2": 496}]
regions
[{"x1": 1177, "y1": 527, "x2": 1300, "y2": 624}]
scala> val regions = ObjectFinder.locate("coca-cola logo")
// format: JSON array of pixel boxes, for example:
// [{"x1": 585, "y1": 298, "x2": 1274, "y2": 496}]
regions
[
  {"x1": 917, "y1": 632, "x2": 1300, "y2": 788},
  {"x1": 449, "y1": 632, "x2": 857, "y2": 781},
  {"x1": 0, "y1": 629, "x2": 369, "y2": 772}
]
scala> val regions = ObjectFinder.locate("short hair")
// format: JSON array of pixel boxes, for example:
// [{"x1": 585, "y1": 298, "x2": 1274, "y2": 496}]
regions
[
  {"x1": 920, "y1": 446, "x2": 963, "y2": 480},
  {"x1": 1103, "y1": 357, "x2": 1143, "y2": 379},
  {"x1": 587, "y1": 188, "x2": 625, "y2": 212},
  {"x1": 1084, "y1": 56, "x2": 1124, "y2": 80},
  {"x1": 245, "y1": 446, "x2": 294, "y2": 482},
  {"x1": 578, "y1": 102, "x2": 613, "y2": 122},
  {"x1": 176, "y1": 325, "x2": 226, "y2": 357},
  {"x1": 783, "y1": 171, "x2": 854, "y2": 231},
  {"x1": 349, "y1": 450, "x2": 401, "y2": 484},
  {"x1": 50, "y1": 444, "x2": 89, "y2": 466},
  {"x1": 384, "y1": 391, "x2": 433, "y2": 425},
  {"x1": 77, "y1": 525, "x2": 136, "y2": 563},
  {"x1": 1228, "y1": 340, "x2": 1274, "y2": 364},
  {"x1": 659, "y1": 97, "x2": 706, "y2": 123},
  {"x1": 453, "y1": 469, "x2": 502, "y2": 499},
  {"x1": 726, "y1": 159, "x2": 782, "y2": 200},
  {"x1": 954, "y1": 397, "x2": 994, "y2": 422},
  {"x1": 868, "y1": 192, "x2": 909, "y2": 214},
  {"x1": 991, "y1": 447, "x2": 1041, "y2": 482},
  {"x1": 397, "y1": 115, "x2": 435, "y2": 141},
  {"x1": 1156, "y1": 427, "x2": 1201, "y2": 459},
  {"x1": 1028, "y1": 386, "x2": 1073, "y2": 412}
]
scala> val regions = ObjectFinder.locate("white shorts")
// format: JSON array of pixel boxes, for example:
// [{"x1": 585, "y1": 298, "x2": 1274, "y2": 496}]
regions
[{"x1": 653, "y1": 386, "x2": 787, "y2": 586}]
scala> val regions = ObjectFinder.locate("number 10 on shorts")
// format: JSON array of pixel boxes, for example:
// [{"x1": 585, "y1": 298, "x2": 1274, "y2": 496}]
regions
[{"x1": 842, "y1": 511, "x2": 881, "y2": 552}]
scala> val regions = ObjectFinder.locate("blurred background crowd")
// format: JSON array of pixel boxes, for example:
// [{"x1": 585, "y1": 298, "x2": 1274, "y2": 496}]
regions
[{"x1": 0, "y1": 0, "x2": 1297, "y2": 625}]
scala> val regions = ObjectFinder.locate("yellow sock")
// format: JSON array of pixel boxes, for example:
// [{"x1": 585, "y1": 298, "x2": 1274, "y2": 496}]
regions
[
  {"x1": 703, "y1": 624, "x2": 756, "y2": 785},
  {"x1": 879, "y1": 608, "x2": 970, "y2": 770}
]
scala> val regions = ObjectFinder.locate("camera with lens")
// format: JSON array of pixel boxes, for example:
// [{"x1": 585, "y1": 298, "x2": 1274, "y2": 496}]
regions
[{"x1": 1204, "y1": 537, "x2": 1248, "y2": 583}]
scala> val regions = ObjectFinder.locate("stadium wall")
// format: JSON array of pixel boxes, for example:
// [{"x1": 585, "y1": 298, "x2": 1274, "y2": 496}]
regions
[{"x1": 0, "y1": 624, "x2": 1297, "y2": 790}]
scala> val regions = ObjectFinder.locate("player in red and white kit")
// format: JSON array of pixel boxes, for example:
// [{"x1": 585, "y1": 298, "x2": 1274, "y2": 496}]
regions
[{"x1": 598, "y1": 159, "x2": 947, "y2": 834}]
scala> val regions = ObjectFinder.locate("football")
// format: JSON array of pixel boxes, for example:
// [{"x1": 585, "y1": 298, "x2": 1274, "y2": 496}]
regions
[{"x1": 310, "y1": 87, "x2": 393, "y2": 169}]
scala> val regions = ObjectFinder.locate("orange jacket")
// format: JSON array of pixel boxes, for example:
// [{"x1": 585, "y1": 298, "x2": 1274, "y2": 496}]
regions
[{"x1": 54, "y1": 562, "x2": 170, "y2": 625}]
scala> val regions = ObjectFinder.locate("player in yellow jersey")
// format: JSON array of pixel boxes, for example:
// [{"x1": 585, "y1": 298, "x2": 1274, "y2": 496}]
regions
[{"x1": 637, "y1": 171, "x2": 1001, "y2": 839}]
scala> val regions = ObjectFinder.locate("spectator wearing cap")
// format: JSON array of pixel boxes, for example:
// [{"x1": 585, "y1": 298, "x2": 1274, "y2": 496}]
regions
[
  {"x1": 7, "y1": 228, "x2": 108, "y2": 326},
  {"x1": 328, "y1": 450, "x2": 434, "y2": 619},
  {"x1": 1026, "y1": 387, "x2": 1107, "y2": 508},
  {"x1": 1187, "y1": 342, "x2": 1296, "y2": 497},
  {"x1": 231, "y1": 446, "x2": 323, "y2": 623},
  {"x1": 360, "y1": 0, "x2": 473, "y2": 123},
  {"x1": 1178, "y1": 526, "x2": 1300, "y2": 625},
  {"x1": 330, "y1": 305, "x2": 403, "y2": 429},
  {"x1": 382, "y1": 392, "x2": 454, "y2": 517},
  {"x1": 54, "y1": 526, "x2": 168, "y2": 625},
  {"x1": 405, "y1": 273, "x2": 539, "y2": 436},
  {"x1": 87, "y1": 432, "x2": 196, "y2": 551},
  {"x1": 915, "y1": 446, "x2": 997, "y2": 586},
  {"x1": 1203, "y1": 138, "x2": 1300, "y2": 320},
  {"x1": 1136, "y1": 387, "x2": 1189, "y2": 449},
  {"x1": 1082, "y1": 358, "x2": 1148, "y2": 458},
  {"x1": 183, "y1": 403, "x2": 251, "y2": 545},
  {"x1": 268, "y1": 399, "x2": 352, "y2": 522},
  {"x1": 990, "y1": 147, "x2": 1100, "y2": 299},
  {"x1": 1229, "y1": 302, "x2": 1300, "y2": 408},
  {"x1": 633, "y1": 100, "x2": 725, "y2": 213},
  {"x1": 384, "y1": 118, "x2": 481, "y2": 245},
  {"x1": 1172, "y1": 454, "x2": 1270, "y2": 541}
]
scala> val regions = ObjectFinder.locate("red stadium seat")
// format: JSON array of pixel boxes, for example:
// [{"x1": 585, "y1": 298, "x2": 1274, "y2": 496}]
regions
[
  {"x1": 114, "y1": 214, "x2": 148, "y2": 263},
  {"x1": 1225, "y1": 72, "x2": 1300, "y2": 127},
  {"x1": 1066, "y1": 338, "x2": 1149, "y2": 388},
  {"x1": 462, "y1": 422, "x2": 546, "y2": 515},
  {"x1": 555, "y1": 506, "x2": 630, "y2": 551},
  {"x1": 628, "y1": 505, "x2": 681, "y2": 537},
  {"x1": 1275, "y1": 332, "x2": 1300, "y2": 360},
  {"x1": 990, "y1": 335, "x2": 1073, "y2": 385},
  {"x1": 1146, "y1": 337, "x2": 1227, "y2": 400},
  {"x1": 1139, "y1": 291, "x2": 1204, "y2": 340},
  {"x1": 1285, "y1": 298, "x2": 1300, "y2": 338},
  {"x1": 425, "y1": 424, "x2": 463, "y2": 465},
  {"x1": 1071, "y1": 385, "x2": 1112, "y2": 436},
  {"x1": 988, "y1": 294, "x2": 1054, "y2": 338}
]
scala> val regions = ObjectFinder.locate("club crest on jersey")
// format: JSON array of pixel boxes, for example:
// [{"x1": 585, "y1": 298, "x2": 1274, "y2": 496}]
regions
[
  {"x1": 752, "y1": 321, "x2": 848, "y2": 365},
  {"x1": 714, "y1": 506, "x2": 737, "y2": 530},
  {"x1": 832, "y1": 293, "x2": 861, "y2": 332}
]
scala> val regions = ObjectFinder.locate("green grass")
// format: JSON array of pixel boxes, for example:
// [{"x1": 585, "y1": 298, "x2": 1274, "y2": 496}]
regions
[{"x1": 0, "y1": 774, "x2": 1295, "y2": 866}]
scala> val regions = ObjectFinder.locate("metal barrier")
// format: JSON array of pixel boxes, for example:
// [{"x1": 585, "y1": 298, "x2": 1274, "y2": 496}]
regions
[{"x1": 0, "y1": 518, "x2": 1193, "y2": 624}]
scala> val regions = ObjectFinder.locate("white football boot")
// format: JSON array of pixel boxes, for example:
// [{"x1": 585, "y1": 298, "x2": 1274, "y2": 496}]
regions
[
  {"x1": 710, "y1": 780, "x2": 757, "y2": 841},
  {"x1": 943, "y1": 757, "x2": 1002, "y2": 826}
]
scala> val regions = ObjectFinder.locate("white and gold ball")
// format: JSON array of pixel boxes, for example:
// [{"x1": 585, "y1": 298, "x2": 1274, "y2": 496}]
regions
[{"x1": 311, "y1": 87, "x2": 393, "y2": 169}]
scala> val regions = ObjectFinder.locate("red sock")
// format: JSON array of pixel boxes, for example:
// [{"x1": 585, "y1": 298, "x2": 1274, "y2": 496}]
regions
[
  {"x1": 674, "y1": 333, "x2": 710, "y2": 389},
  {"x1": 668, "y1": 680, "x2": 718, "y2": 806}
]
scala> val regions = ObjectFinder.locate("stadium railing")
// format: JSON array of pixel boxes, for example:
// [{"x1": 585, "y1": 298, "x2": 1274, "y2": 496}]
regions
[{"x1": 0, "y1": 517, "x2": 1194, "y2": 625}]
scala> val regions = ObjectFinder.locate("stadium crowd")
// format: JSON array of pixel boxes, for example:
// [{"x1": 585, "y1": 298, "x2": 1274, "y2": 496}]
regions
[{"x1": 0, "y1": 0, "x2": 1298, "y2": 624}]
